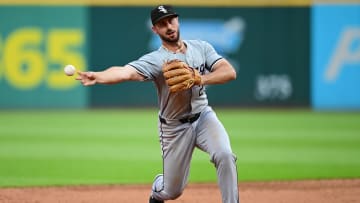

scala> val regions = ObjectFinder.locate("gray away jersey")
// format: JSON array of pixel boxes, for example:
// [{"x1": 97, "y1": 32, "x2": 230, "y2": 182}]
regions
[{"x1": 128, "y1": 40, "x2": 222, "y2": 119}]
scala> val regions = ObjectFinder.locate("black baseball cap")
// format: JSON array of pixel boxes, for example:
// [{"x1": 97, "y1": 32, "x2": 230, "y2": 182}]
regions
[{"x1": 151, "y1": 5, "x2": 179, "y2": 25}]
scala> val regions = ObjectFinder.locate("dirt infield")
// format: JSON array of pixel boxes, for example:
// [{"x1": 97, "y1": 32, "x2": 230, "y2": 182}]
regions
[{"x1": 0, "y1": 179, "x2": 359, "y2": 203}]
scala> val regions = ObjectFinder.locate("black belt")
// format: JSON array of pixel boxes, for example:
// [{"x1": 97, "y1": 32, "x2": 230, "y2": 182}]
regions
[{"x1": 159, "y1": 112, "x2": 201, "y2": 124}]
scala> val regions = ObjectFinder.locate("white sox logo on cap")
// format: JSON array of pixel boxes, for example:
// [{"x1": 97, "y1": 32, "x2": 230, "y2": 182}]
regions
[
  {"x1": 151, "y1": 5, "x2": 178, "y2": 25},
  {"x1": 158, "y1": 6, "x2": 168, "y2": 13}
]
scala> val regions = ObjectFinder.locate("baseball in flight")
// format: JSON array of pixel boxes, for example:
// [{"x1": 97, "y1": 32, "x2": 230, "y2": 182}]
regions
[{"x1": 64, "y1": 64, "x2": 76, "y2": 76}]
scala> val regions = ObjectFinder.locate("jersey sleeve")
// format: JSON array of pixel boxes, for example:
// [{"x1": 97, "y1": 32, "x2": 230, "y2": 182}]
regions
[
  {"x1": 203, "y1": 41, "x2": 223, "y2": 72},
  {"x1": 127, "y1": 53, "x2": 162, "y2": 81}
]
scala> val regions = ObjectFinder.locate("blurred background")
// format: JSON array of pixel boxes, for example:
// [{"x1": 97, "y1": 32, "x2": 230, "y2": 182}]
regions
[
  {"x1": 0, "y1": 0, "x2": 359, "y2": 187},
  {"x1": 0, "y1": 0, "x2": 359, "y2": 110}
]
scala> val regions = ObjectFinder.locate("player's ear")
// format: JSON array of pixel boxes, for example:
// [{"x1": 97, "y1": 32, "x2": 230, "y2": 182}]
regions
[{"x1": 151, "y1": 26, "x2": 158, "y2": 34}]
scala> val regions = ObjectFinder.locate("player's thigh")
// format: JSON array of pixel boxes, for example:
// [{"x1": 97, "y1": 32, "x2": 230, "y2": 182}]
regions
[
  {"x1": 195, "y1": 110, "x2": 233, "y2": 154},
  {"x1": 159, "y1": 123, "x2": 197, "y2": 192},
  {"x1": 159, "y1": 122, "x2": 196, "y2": 158}
]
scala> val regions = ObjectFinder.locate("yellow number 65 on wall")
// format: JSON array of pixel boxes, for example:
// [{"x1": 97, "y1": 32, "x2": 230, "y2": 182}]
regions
[{"x1": 1, "y1": 27, "x2": 85, "y2": 90}]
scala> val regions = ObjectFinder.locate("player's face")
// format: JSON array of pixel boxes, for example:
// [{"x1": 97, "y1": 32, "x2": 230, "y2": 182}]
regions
[{"x1": 152, "y1": 16, "x2": 180, "y2": 43}]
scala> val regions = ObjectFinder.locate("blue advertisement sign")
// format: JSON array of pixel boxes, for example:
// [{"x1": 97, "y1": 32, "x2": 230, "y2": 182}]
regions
[
  {"x1": 149, "y1": 17, "x2": 245, "y2": 55},
  {"x1": 148, "y1": 17, "x2": 245, "y2": 72},
  {"x1": 312, "y1": 5, "x2": 360, "y2": 110}
]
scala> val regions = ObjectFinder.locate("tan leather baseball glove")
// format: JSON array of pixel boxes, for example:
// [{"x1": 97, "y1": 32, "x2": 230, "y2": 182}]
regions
[{"x1": 162, "y1": 59, "x2": 202, "y2": 93}]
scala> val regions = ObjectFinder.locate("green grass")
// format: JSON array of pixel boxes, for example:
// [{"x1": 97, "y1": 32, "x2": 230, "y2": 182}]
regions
[{"x1": 0, "y1": 108, "x2": 359, "y2": 187}]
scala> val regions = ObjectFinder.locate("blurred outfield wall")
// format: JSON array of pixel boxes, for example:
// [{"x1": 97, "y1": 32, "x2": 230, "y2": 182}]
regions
[{"x1": 0, "y1": 0, "x2": 359, "y2": 109}]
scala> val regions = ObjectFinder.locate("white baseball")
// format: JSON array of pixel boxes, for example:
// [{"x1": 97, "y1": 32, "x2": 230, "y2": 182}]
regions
[{"x1": 64, "y1": 65, "x2": 76, "y2": 76}]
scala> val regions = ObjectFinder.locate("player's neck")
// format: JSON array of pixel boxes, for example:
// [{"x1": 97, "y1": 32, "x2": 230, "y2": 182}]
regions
[{"x1": 162, "y1": 40, "x2": 186, "y2": 54}]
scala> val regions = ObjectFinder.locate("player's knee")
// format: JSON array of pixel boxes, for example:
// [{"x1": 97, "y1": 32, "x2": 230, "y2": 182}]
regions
[
  {"x1": 153, "y1": 184, "x2": 183, "y2": 200},
  {"x1": 166, "y1": 190, "x2": 183, "y2": 200},
  {"x1": 170, "y1": 192, "x2": 182, "y2": 200},
  {"x1": 212, "y1": 151, "x2": 236, "y2": 165}
]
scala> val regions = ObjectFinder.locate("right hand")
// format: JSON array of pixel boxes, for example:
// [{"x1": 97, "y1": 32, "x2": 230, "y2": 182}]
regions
[{"x1": 76, "y1": 71, "x2": 97, "y2": 86}]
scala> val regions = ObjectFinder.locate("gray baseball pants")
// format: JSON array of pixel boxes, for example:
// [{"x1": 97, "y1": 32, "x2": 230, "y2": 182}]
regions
[{"x1": 151, "y1": 106, "x2": 239, "y2": 203}]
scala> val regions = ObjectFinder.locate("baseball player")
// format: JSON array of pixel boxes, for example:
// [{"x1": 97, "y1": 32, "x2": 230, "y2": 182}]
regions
[{"x1": 76, "y1": 5, "x2": 239, "y2": 203}]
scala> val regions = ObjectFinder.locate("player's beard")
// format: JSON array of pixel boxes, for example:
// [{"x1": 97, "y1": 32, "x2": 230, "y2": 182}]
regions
[{"x1": 160, "y1": 29, "x2": 180, "y2": 43}]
